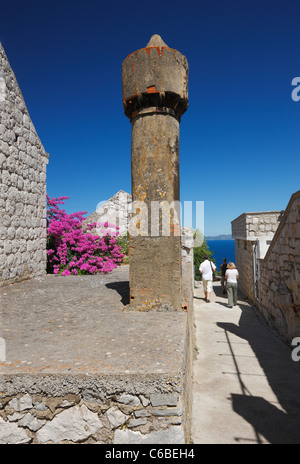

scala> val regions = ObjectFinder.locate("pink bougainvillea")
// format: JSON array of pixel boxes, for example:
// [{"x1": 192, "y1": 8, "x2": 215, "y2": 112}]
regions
[{"x1": 46, "y1": 195, "x2": 124, "y2": 275}]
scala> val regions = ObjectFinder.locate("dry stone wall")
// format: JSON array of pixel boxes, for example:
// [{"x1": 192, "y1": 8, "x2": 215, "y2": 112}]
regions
[
  {"x1": 0, "y1": 43, "x2": 49, "y2": 286},
  {"x1": 259, "y1": 191, "x2": 300, "y2": 341},
  {"x1": 0, "y1": 390, "x2": 185, "y2": 444}
]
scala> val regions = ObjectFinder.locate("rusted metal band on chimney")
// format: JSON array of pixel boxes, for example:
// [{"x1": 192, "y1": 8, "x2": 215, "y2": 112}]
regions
[{"x1": 131, "y1": 106, "x2": 178, "y2": 122}]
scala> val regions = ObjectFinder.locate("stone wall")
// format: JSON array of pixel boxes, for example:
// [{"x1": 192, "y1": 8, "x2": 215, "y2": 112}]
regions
[
  {"x1": 258, "y1": 191, "x2": 300, "y2": 341},
  {"x1": 232, "y1": 211, "x2": 283, "y2": 303},
  {"x1": 0, "y1": 43, "x2": 49, "y2": 287},
  {"x1": 0, "y1": 379, "x2": 185, "y2": 444},
  {"x1": 180, "y1": 227, "x2": 194, "y2": 442},
  {"x1": 234, "y1": 238, "x2": 255, "y2": 302},
  {"x1": 181, "y1": 227, "x2": 194, "y2": 311}
]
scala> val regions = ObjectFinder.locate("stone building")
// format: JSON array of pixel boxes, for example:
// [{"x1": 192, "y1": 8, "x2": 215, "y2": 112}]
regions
[
  {"x1": 231, "y1": 210, "x2": 283, "y2": 303},
  {"x1": 232, "y1": 191, "x2": 300, "y2": 342},
  {"x1": 0, "y1": 43, "x2": 49, "y2": 286}
]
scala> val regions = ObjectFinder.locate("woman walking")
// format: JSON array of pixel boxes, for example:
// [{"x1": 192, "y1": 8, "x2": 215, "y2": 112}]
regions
[{"x1": 225, "y1": 262, "x2": 239, "y2": 308}]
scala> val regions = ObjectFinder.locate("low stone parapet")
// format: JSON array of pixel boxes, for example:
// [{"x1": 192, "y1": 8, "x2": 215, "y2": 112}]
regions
[
  {"x1": 0, "y1": 375, "x2": 185, "y2": 444},
  {"x1": 0, "y1": 266, "x2": 193, "y2": 444}
]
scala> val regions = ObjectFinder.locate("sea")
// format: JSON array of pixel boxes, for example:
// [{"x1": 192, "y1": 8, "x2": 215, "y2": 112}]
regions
[{"x1": 206, "y1": 240, "x2": 235, "y2": 270}]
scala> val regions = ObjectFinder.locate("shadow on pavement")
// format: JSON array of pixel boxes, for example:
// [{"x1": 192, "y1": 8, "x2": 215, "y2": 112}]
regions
[
  {"x1": 217, "y1": 299, "x2": 300, "y2": 444},
  {"x1": 105, "y1": 281, "x2": 130, "y2": 306}
]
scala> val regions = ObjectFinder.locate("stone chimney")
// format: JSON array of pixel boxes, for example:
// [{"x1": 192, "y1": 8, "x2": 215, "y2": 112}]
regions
[{"x1": 122, "y1": 35, "x2": 188, "y2": 311}]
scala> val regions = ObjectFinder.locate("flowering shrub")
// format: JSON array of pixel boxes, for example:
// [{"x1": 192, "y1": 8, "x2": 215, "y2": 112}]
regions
[{"x1": 46, "y1": 195, "x2": 124, "y2": 276}]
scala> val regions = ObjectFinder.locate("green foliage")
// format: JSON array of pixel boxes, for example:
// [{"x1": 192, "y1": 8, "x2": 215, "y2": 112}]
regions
[
  {"x1": 194, "y1": 240, "x2": 217, "y2": 281},
  {"x1": 122, "y1": 255, "x2": 130, "y2": 265},
  {"x1": 116, "y1": 232, "x2": 130, "y2": 257}
]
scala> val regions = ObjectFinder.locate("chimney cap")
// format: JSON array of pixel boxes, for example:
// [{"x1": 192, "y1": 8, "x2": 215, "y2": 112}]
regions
[{"x1": 146, "y1": 34, "x2": 169, "y2": 48}]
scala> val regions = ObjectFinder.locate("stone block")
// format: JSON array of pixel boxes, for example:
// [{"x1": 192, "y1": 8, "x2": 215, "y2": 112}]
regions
[
  {"x1": 19, "y1": 413, "x2": 45, "y2": 432},
  {"x1": 8, "y1": 394, "x2": 33, "y2": 412},
  {"x1": 150, "y1": 408, "x2": 182, "y2": 417},
  {"x1": 106, "y1": 407, "x2": 128, "y2": 429},
  {"x1": 0, "y1": 417, "x2": 31, "y2": 444},
  {"x1": 134, "y1": 409, "x2": 151, "y2": 418},
  {"x1": 117, "y1": 394, "x2": 141, "y2": 407},
  {"x1": 36, "y1": 405, "x2": 103, "y2": 443},
  {"x1": 114, "y1": 425, "x2": 185, "y2": 444},
  {"x1": 127, "y1": 418, "x2": 148, "y2": 428},
  {"x1": 150, "y1": 393, "x2": 179, "y2": 407}
]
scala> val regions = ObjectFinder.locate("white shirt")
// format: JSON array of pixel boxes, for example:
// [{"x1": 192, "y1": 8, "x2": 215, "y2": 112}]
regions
[
  {"x1": 225, "y1": 269, "x2": 239, "y2": 283},
  {"x1": 199, "y1": 259, "x2": 216, "y2": 281}
]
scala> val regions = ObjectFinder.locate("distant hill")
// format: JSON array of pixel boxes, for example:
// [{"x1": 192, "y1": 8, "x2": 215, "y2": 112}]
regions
[{"x1": 205, "y1": 235, "x2": 233, "y2": 241}]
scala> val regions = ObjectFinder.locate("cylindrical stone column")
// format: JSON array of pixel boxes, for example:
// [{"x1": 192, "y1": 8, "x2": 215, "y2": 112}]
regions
[{"x1": 122, "y1": 35, "x2": 188, "y2": 311}]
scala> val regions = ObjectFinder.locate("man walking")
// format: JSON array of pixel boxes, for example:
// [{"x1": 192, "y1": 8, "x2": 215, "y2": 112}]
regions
[{"x1": 199, "y1": 255, "x2": 216, "y2": 303}]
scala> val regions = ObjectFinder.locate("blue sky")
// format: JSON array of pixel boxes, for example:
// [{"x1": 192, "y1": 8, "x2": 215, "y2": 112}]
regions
[{"x1": 0, "y1": 0, "x2": 299, "y2": 235}]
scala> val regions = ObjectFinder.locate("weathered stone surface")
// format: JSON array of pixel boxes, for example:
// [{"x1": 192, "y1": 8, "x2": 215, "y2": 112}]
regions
[
  {"x1": 0, "y1": 389, "x2": 187, "y2": 444},
  {"x1": 0, "y1": 417, "x2": 31, "y2": 444},
  {"x1": 7, "y1": 412, "x2": 25, "y2": 422},
  {"x1": 232, "y1": 211, "x2": 283, "y2": 303},
  {"x1": 232, "y1": 211, "x2": 283, "y2": 241},
  {"x1": 134, "y1": 409, "x2": 151, "y2": 418},
  {"x1": 114, "y1": 425, "x2": 185, "y2": 444},
  {"x1": 0, "y1": 268, "x2": 186, "y2": 379},
  {"x1": 232, "y1": 191, "x2": 300, "y2": 341},
  {"x1": 34, "y1": 399, "x2": 47, "y2": 411},
  {"x1": 129, "y1": 114, "x2": 182, "y2": 311},
  {"x1": 0, "y1": 42, "x2": 49, "y2": 287},
  {"x1": 8, "y1": 393, "x2": 33, "y2": 412},
  {"x1": 150, "y1": 393, "x2": 179, "y2": 407},
  {"x1": 0, "y1": 383, "x2": 188, "y2": 444},
  {"x1": 122, "y1": 34, "x2": 188, "y2": 121},
  {"x1": 106, "y1": 406, "x2": 128, "y2": 429},
  {"x1": 127, "y1": 418, "x2": 147, "y2": 428},
  {"x1": 139, "y1": 395, "x2": 150, "y2": 407},
  {"x1": 36, "y1": 405, "x2": 103, "y2": 443},
  {"x1": 19, "y1": 412, "x2": 45, "y2": 431},
  {"x1": 150, "y1": 408, "x2": 182, "y2": 417},
  {"x1": 117, "y1": 393, "x2": 141, "y2": 407},
  {"x1": 122, "y1": 36, "x2": 188, "y2": 312},
  {"x1": 258, "y1": 191, "x2": 300, "y2": 341}
]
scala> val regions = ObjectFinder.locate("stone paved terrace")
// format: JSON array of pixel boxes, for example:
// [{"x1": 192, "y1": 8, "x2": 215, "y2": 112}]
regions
[
  {"x1": 0, "y1": 265, "x2": 190, "y2": 444},
  {"x1": 0, "y1": 265, "x2": 187, "y2": 377}
]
